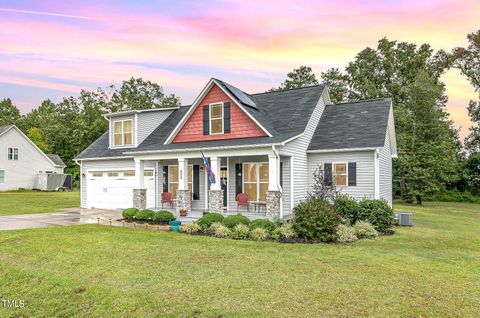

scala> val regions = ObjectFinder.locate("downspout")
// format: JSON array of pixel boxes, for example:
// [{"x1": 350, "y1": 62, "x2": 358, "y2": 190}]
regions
[
  {"x1": 374, "y1": 149, "x2": 380, "y2": 199},
  {"x1": 74, "y1": 159, "x2": 83, "y2": 208},
  {"x1": 272, "y1": 146, "x2": 283, "y2": 218}
]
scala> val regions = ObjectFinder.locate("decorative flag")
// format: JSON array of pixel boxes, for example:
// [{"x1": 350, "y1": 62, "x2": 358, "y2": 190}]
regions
[{"x1": 201, "y1": 151, "x2": 216, "y2": 184}]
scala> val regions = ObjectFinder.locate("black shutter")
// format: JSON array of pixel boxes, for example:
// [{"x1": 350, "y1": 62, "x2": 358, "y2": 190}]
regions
[
  {"x1": 224, "y1": 102, "x2": 231, "y2": 133},
  {"x1": 193, "y1": 165, "x2": 200, "y2": 200},
  {"x1": 324, "y1": 163, "x2": 332, "y2": 186},
  {"x1": 203, "y1": 105, "x2": 209, "y2": 135},
  {"x1": 235, "y1": 163, "x2": 242, "y2": 196},
  {"x1": 348, "y1": 162, "x2": 357, "y2": 186},
  {"x1": 280, "y1": 162, "x2": 283, "y2": 188},
  {"x1": 163, "y1": 165, "x2": 169, "y2": 192}
]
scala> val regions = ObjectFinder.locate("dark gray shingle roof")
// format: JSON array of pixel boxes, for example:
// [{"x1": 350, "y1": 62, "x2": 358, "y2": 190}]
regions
[
  {"x1": 308, "y1": 98, "x2": 392, "y2": 151},
  {"x1": 46, "y1": 154, "x2": 66, "y2": 167},
  {"x1": 77, "y1": 84, "x2": 326, "y2": 159}
]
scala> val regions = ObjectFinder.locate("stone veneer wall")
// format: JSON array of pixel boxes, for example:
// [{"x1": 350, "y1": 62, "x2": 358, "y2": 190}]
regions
[
  {"x1": 177, "y1": 190, "x2": 191, "y2": 212},
  {"x1": 133, "y1": 189, "x2": 147, "y2": 210},
  {"x1": 266, "y1": 191, "x2": 281, "y2": 218},
  {"x1": 208, "y1": 190, "x2": 224, "y2": 213}
]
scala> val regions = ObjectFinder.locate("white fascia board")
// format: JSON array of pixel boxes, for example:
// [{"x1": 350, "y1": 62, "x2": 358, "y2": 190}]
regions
[
  {"x1": 76, "y1": 156, "x2": 134, "y2": 161},
  {"x1": 307, "y1": 147, "x2": 378, "y2": 154},
  {"x1": 104, "y1": 107, "x2": 180, "y2": 118},
  {"x1": 131, "y1": 146, "x2": 275, "y2": 161}
]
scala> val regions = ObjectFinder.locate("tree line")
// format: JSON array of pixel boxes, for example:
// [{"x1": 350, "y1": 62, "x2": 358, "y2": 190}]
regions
[
  {"x1": 1, "y1": 31, "x2": 479, "y2": 203},
  {"x1": 272, "y1": 31, "x2": 480, "y2": 204}
]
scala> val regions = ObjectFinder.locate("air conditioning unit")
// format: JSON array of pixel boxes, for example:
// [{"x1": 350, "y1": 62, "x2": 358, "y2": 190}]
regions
[{"x1": 395, "y1": 212, "x2": 413, "y2": 226}]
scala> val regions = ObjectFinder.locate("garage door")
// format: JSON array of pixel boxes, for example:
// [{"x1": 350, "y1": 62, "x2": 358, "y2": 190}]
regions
[{"x1": 87, "y1": 170, "x2": 155, "y2": 209}]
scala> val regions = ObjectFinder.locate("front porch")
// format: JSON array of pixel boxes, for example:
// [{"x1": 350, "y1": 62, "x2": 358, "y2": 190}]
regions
[{"x1": 131, "y1": 148, "x2": 293, "y2": 219}]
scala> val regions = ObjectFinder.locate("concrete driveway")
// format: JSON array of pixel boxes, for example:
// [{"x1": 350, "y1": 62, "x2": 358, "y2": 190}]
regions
[{"x1": 0, "y1": 208, "x2": 122, "y2": 231}]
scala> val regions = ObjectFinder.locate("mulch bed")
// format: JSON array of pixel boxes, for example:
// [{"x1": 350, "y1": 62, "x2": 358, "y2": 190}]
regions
[{"x1": 119, "y1": 218, "x2": 174, "y2": 226}]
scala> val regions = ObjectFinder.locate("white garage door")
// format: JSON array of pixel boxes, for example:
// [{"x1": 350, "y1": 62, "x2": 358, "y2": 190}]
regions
[{"x1": 87, "y1": 170, "x2": 155, "y2": 209}]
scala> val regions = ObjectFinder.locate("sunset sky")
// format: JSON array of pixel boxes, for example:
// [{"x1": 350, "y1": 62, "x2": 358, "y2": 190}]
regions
[{"x1": 0, "y1": 0, "x2": 478, "y2": 140}]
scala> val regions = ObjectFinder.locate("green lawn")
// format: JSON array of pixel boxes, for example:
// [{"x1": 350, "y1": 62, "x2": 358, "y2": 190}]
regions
[
  {"x1": 0, "y1": 202, "x2": 479, "y2": 317},
  {"x1": 0, "y1": 190, "x2": 79, "y2": 216}
]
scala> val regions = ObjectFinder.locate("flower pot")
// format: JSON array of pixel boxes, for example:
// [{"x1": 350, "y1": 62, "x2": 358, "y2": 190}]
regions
[
  {"x1": 169, "y1": 220, "x2": 182, "y2": 232},
  {"x1": 180, "y1": 209, "x2": 188, "y2": 217}
]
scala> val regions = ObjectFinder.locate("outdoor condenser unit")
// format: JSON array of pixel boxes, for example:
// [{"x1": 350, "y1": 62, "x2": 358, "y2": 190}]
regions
[{"x1": 395, "y1": 212, "x2": 413, "y2": 226}]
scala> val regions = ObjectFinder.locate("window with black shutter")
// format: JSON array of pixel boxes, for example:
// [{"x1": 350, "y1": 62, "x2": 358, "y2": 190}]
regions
[{"x1": 348, "y1": 162, "x2": 357, "y2": 186}]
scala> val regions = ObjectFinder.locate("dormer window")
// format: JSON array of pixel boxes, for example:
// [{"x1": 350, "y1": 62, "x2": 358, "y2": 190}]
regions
[
  {"x1": 113, "y1": 120, "x2": 133, "y2": 147},
  {"x1": 209, "y1": 102, "x2": 224, "y2": 135}
]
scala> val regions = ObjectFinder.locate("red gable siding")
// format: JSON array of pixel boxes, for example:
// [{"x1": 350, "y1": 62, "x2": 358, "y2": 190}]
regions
[{"x1": 172, "y1": 84, "x2": 267, "y2": 143}]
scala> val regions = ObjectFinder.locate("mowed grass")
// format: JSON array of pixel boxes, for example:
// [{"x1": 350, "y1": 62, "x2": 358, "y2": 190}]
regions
[
  {"x1": 0, "y1": 202, "x2": 479, "y2": 317},
  {"x1": 0, "y1": 190, "x2": 79, "y2": 216}
]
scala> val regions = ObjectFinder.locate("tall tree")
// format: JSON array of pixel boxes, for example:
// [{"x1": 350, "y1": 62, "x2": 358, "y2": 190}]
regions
[
  {"x1": 321, "y1": 38, "x2": 460, "y2": 204},
  {"x1": 0, "y1": 98, "x2": 21, "y2": 127},
  {"x1": 452, "y1": 30, "x2": 480, "y2": 153},
  {"x1": 271, "y1": 66, "x2": 319, "y2": 91},
  {"x1": 109, "y1": 77, "x2": 181, "y2": 111},
  {"x1": 27, "y1": 127, "x2": 49, "y2": 153}
]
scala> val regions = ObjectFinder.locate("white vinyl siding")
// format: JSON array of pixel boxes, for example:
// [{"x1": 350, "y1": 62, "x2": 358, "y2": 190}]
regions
[
  {"x1": 307, "y1": 151, "x2": 376, "y2": 201},
  {"x1": 379, "y1": 130, "x2": 393, "y2": 206},
  {"x1": 281, "y1": 89, "x2": 328, "y2": 207},
  {"x1": 137, "y1": 110, "x2": 174, "y2": 144},
  {"x1": 0, "y1": 127, "x2": 63, "y2": 191}
]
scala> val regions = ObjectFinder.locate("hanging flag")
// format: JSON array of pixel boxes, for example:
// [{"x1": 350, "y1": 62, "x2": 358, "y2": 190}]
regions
[{"x1": 201, "y1": 151, "x2": 216, "y2": 184}]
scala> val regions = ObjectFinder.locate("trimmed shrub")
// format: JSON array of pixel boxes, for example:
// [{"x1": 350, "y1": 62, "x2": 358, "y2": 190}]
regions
[
  {"x1": 122, "y1": 208, "x2": 138, "y2": 219},
  {"x1": 292, "y1": 198, "x2": 340, "y2": 242},
  {"x1": 183, "y1": 222, "x2": 201, "y2": 234},
  {"x1": 231, "y1": 224, "x2": 250, "y2": 240},
  {"x1": 249, "y1": 219, "x2": 276, "y2": 233},
  {"x1": 136, "y1": 209, "x2": 156, "y2": 221},
  {"x1": 197, "y1": 213, "x2": 224, "y2": 229},
  {"x1": 354, "y1": 220, "x2": 378, "y2": 238},
  {"x1": 222, "y1": 214, "x2": 250, "y2": 228},
  {"x1": 334, "y1": 195, "x2": 359, "y2": 224},
  {"x1": 249, "y1": 227, "x2": 269, "y2": 241},
  {"x1": 272, "y1": 222, "x2": 296, "y2": 240},
  {"x1": 152, "y1": 210, "x2": 174, "y2": 223},
  {"x1": 336, "y1": 224, "x2": 358, "y2": 243},
  {"x1": 357, "y1": 199, "x2": 395, "y2": 232},
  {"x1": 210, "y1": 222, "x2": 232, "y2": 238}
]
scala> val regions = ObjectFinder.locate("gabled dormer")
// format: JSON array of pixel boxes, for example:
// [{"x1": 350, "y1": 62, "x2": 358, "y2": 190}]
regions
[
  {"x1": 166, "y1": 78, "x2": 272, "y2": 144},
  {"x1": 106, "y1": 108, "x2": 177, "y2": 149}
]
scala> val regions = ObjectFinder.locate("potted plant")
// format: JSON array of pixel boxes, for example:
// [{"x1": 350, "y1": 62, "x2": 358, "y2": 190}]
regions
[{"x1": 180, "y1": 209, "x2": 188, "y2": 217}]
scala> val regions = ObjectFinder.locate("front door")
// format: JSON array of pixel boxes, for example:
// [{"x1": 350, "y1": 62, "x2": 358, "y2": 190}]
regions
[{"x1": 221, "y1": 167, "x2": 228, "y2": 208}]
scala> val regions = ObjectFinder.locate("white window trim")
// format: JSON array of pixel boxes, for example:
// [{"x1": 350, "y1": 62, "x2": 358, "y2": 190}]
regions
[
  {"x1": 242, "y1": 162, "x2": 269, "y2": 202},
  {"x1": 209, "y1": 102, "x2": 224, "y2": 135},
  {"x1": 332, "y1": 162, "x2": 348, "y2": 187},
  {"x1": 8, "y1": 148, "x2": 18, "y2": 160},
  {"x1": 168, "y1": 165, "x2": 195, "y2": 199},
  {"x1": 113, "y1": 119, "x2": 134, "y2": 147},
  {"x1": 0, "y1": 169, "x2": 5, "y2": 184}
]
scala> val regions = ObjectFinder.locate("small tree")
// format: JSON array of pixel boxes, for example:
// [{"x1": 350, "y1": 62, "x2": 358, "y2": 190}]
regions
[{"x1": 308, "y1": 165, "x2": 340, "y2": 203}]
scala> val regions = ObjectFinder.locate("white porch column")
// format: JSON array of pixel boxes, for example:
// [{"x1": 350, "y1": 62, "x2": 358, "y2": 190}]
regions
[
  {"x1": 133, "y1": 159, "x2": 146, "y2": 209},
  {"x1": 210, "y1": 156, "x2": 221, "y2": 190},
  {"x1": 266, "y1": 153, "x2": 281, "y2": 218},
  {"x1": 178, "y1": 158, "x2": 188, "y2": 190},
  {"x1": 208, "y1": 156, "x2": 223, "y2": 213},
  {"x1": 135, "y1": 159, "x2": 145, "y2": 189},
  {"x1": 268, "y1": 153, "x2": 279, "y2": 191},
  {"x1": 177, "y1": 158, "x2": 191, "y2": 212}
]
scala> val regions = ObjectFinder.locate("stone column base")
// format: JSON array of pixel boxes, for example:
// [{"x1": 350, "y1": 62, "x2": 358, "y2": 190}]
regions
[
  {"x1": 208, "y1": 189, "x2": 224, "y2": 213},
  {"x1": 266, "y1": 191, "x2": 281, "y2": 218},
  {"x1": 177, "y1": 190, "x2": 191, "y2": 212},
  {"x1": 133, "y1": 188, "x2": 147, "y2": 210}
]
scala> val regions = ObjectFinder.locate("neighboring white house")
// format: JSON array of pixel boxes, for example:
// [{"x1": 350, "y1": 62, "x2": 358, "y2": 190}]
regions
[
  {"x1": 0, "y1": 125, "x2": 65, "y2": 191},
  {"x1": 76, "y1": 78, "x2": 397, "y2": 218}
]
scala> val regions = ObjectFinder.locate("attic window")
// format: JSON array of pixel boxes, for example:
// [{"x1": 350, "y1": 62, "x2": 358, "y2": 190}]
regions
[
  {"x1": 209, "y1": 102, "x2": 224, "y2": 135},
  {"x1": 113, "y1": 120, "x2": 133, "y2": 146}
]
